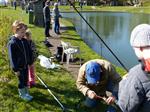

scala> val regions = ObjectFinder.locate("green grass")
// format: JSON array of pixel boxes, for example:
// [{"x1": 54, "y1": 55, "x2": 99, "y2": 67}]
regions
[
  {"x1": 0, "y1": 5, "x2": 138, "y2": 112},
  {"x1": 56, "y1": 5, "x2": 150, "y2": 14},
  {"x1": 0, "y1": 7, "x2": 83, "y2": 112}
]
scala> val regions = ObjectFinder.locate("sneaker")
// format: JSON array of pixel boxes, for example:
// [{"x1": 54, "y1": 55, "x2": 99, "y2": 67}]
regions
[
  {"x1": 20, "y1": 94, "x2": 32, "y2": 101},
  {"x1": 45, "y1": 35, "x2": 52, "y2": 37},
  {"x1": 25, "y1": 94, "x2": 33, "y2": 100},
  {"x1": 43, "y1": 40, "x2": 53, "y2": 47},
  {"x1": 56, "y1": 32, "x2": 61, "y2": 35}
]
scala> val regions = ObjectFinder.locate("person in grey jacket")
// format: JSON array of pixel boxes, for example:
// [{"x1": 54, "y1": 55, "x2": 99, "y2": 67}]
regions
[{"x1": 117, "y1": 24, "x2": 150, "y2": 112}]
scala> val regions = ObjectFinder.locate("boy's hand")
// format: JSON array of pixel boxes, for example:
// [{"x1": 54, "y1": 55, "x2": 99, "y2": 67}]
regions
[{"x1": 15, "y1": 71, "x2": 20, "y2": 76}]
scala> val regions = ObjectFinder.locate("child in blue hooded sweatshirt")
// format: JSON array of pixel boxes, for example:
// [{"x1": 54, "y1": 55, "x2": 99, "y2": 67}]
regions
[{"x1": 8, "y1": 20, "x2": 33, "y2": 101}]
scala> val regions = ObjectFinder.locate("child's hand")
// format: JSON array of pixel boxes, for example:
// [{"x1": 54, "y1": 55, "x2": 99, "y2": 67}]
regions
[{"x1": 15, "y1": 71, "x2": 20, "y2": 76}]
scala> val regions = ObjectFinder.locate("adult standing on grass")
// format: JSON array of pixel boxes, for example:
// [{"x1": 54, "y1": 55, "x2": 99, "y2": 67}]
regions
[
  {"x1": 76, "y1": 59, "x2": 122, "y2": 111},
  {"x1": 43, "y1": 0, "x2": 51, "y2": 37},
  {"x1": 13, "y1": 0, "x2": 17, "y2": 10},
  {"x1": 118, "y1": 24, "x2": 150, "y2": 112},
  {"x1": 8, "y1": 20, "x2": 33, "y2": 101},
  {"x1": 52, "y1": 2, "x2": 62, "y2": 35}
]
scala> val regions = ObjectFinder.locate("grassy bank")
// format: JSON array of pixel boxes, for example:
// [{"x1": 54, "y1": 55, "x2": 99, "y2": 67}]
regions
[{"x1": 58, "y1": 5, "x2": 150, "y2": 14}]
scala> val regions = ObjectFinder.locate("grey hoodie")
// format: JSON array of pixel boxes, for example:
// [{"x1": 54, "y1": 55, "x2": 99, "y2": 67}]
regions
[{"x1": 118, "y1": 64, "x2": 150, "y2": 112}]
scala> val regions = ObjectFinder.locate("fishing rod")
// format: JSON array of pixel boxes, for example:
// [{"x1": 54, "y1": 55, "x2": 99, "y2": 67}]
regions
[
  {"x1": 67, "y1": 0, "x2": 128, "y2": 72},
  {"x1": 95, "y1": 95, "x2": 121, "y2": 110},
  {"x1": 35, "y1": 74, "x2": 66, "y2": 112}
]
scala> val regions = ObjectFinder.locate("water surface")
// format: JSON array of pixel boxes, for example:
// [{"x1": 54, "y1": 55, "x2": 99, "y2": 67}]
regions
[{"x1": 62, "y1": 12, "x2": 150, "y2": 70}]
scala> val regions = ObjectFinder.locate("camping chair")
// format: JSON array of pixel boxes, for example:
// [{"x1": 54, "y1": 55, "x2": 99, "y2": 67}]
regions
[{"x1": 61, "y1": 41, "x2": 81, "y2": 66}]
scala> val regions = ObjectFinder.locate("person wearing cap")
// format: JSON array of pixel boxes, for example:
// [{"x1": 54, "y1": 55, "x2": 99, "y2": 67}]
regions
[
  {"x1": 43, "y1": 0, "x2": 51, "y2": 37},
  {"x1": 52, "y1": 2, "x2": 62, "y2": 34},
  {"x1": 76, "y1": 59, "x2": 121, "y2": 111},
  {"x1": 8, "y1": 20, "x2": 33, "y2": 101},
  {"x1": 117, "y1": 24, "x2": 150, "y2": 112}
]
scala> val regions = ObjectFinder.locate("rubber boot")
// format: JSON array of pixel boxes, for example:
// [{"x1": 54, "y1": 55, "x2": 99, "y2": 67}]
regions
[
  {"x1": 18, "y1": 88, "x2": 32, "y2": 101},
  {"x1": 24, "y1": 87, "x2": 33, "y2": 100}
]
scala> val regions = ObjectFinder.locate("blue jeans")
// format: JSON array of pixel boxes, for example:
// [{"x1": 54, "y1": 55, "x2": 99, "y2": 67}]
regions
[
  {"x1": 17, "y1": 68, "x2": 28, "y2": 89},
  {"x1": 84, "y1": 97, "x2": 117, "y2": 112},
  {"x1": 54, "y1": 20, "x2": 60, "y2": 34},
  {"x1": 84, "y1": 97, "x2": 97, "y2": 108}
]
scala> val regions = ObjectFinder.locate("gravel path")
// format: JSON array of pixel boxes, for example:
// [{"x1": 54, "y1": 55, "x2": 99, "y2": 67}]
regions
[{"x1": 47, "y1": 25, "x2": 80, "y2": 79}]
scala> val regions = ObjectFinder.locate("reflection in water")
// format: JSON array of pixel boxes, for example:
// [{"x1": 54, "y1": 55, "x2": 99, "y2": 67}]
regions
[{"x1": 62, "y1": 12, "x2": 150, "y2": 69}]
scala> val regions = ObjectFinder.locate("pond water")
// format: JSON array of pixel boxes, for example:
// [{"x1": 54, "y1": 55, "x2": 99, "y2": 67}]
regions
[{"x1": 61, "y1": 12, "x2": 150, "y2": 70}]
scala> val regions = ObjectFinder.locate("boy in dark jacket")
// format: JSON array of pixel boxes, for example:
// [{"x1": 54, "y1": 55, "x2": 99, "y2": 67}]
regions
[{"x1": 8, "y1": 20, "x2": 33, "y2": 101}]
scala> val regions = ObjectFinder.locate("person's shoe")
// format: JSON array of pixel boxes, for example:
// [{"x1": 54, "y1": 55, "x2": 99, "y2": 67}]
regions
[
  {"x1": 46, "y1": 35, "x2": 52, "y2": 37},
  {"x1": 43, "y1": 40, "x2": 53, "y2": 47},
  {"x1": 28, "y1": 83, "x2": 36, "y2": 88},
  {"x1": 56, "y1": 32, "x2": 61, "y2": 35},
  {"x1": 18, "y1": 88, "x2": 32, "y2": 101},
  {"x1": 25, "y1": 94, "x2": 33, "y2": 100},
  {"x1": 24, "y1": 87, "x2": 33, "y2": 100}
]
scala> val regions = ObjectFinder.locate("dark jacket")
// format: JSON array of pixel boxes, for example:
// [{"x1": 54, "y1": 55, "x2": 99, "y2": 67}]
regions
[
  {"x1": 43, "y1": 5, "x2": 50, "y2": 22},
  {"x1": 8, "y1": 36, "x2": 33, "y2": 72},
  {"x1": 28, "y1": 40, "x2": 38, "y2": 62},
  {"x1": 118, "y1": 64, "x2": 150, "y2": 112},
  {"x1": 52, "y1": 7, "x2": 61, "y2": 21}
]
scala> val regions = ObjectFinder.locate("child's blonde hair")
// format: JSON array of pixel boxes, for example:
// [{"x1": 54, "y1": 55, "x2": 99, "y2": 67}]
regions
[
  {"x1": 12, "y1": 20, "x2": 27, "y2": 33},
  {"x1": 25, "y1": 29, "x2": 32, "y2": 40}
]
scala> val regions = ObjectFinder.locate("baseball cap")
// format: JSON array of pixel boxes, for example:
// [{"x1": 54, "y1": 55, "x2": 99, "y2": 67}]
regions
[
  {"x1": 86, "y1": 61, "x2": 101, "y2": 84},
  {"x1": 130, "y1": 24, "x2": 150, "y2": 47}
]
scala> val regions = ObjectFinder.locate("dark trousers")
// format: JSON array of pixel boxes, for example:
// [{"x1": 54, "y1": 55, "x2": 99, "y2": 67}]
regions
[
  {"x1": 17, "y1": 68, "x2": 28, "y2": 89},
  {"x1": 54, "y1": 20, "x2": 60, "y2": 34},
  {"x1": 45, "y1": 21, "x2": 50, "y2": 37}
]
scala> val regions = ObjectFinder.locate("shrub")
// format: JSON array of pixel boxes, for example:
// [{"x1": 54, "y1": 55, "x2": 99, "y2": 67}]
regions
[{"x1": 0, "y1": 15, "x2": 13, "y2": 76}]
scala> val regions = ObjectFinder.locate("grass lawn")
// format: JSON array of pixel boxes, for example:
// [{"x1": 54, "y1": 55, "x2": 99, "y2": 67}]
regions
[
  {"x1": 0, "y1": 7, "x2": 82, "y2": 112},
  {"x1": 0, "y1": 5, "x2": 141, "y2": 111}
]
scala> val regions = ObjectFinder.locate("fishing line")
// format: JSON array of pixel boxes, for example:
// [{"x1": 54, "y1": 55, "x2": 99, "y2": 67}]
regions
[{"x1": 67, "y1": 0, "x2": 128, "y2": 72}]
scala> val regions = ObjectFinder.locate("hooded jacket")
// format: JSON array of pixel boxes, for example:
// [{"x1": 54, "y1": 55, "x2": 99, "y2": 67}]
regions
[
  {"x1": 8, "y1": 36, "x2": 33, "y2": 72},
  {"x1": 118, "y1": 63, "x2": 150, "y2": 112}
]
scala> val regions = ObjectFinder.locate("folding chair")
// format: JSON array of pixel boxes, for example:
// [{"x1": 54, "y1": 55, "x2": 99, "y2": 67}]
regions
[{"x1": 61, "y1": 41, "x2": 81, "y2": 66}]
